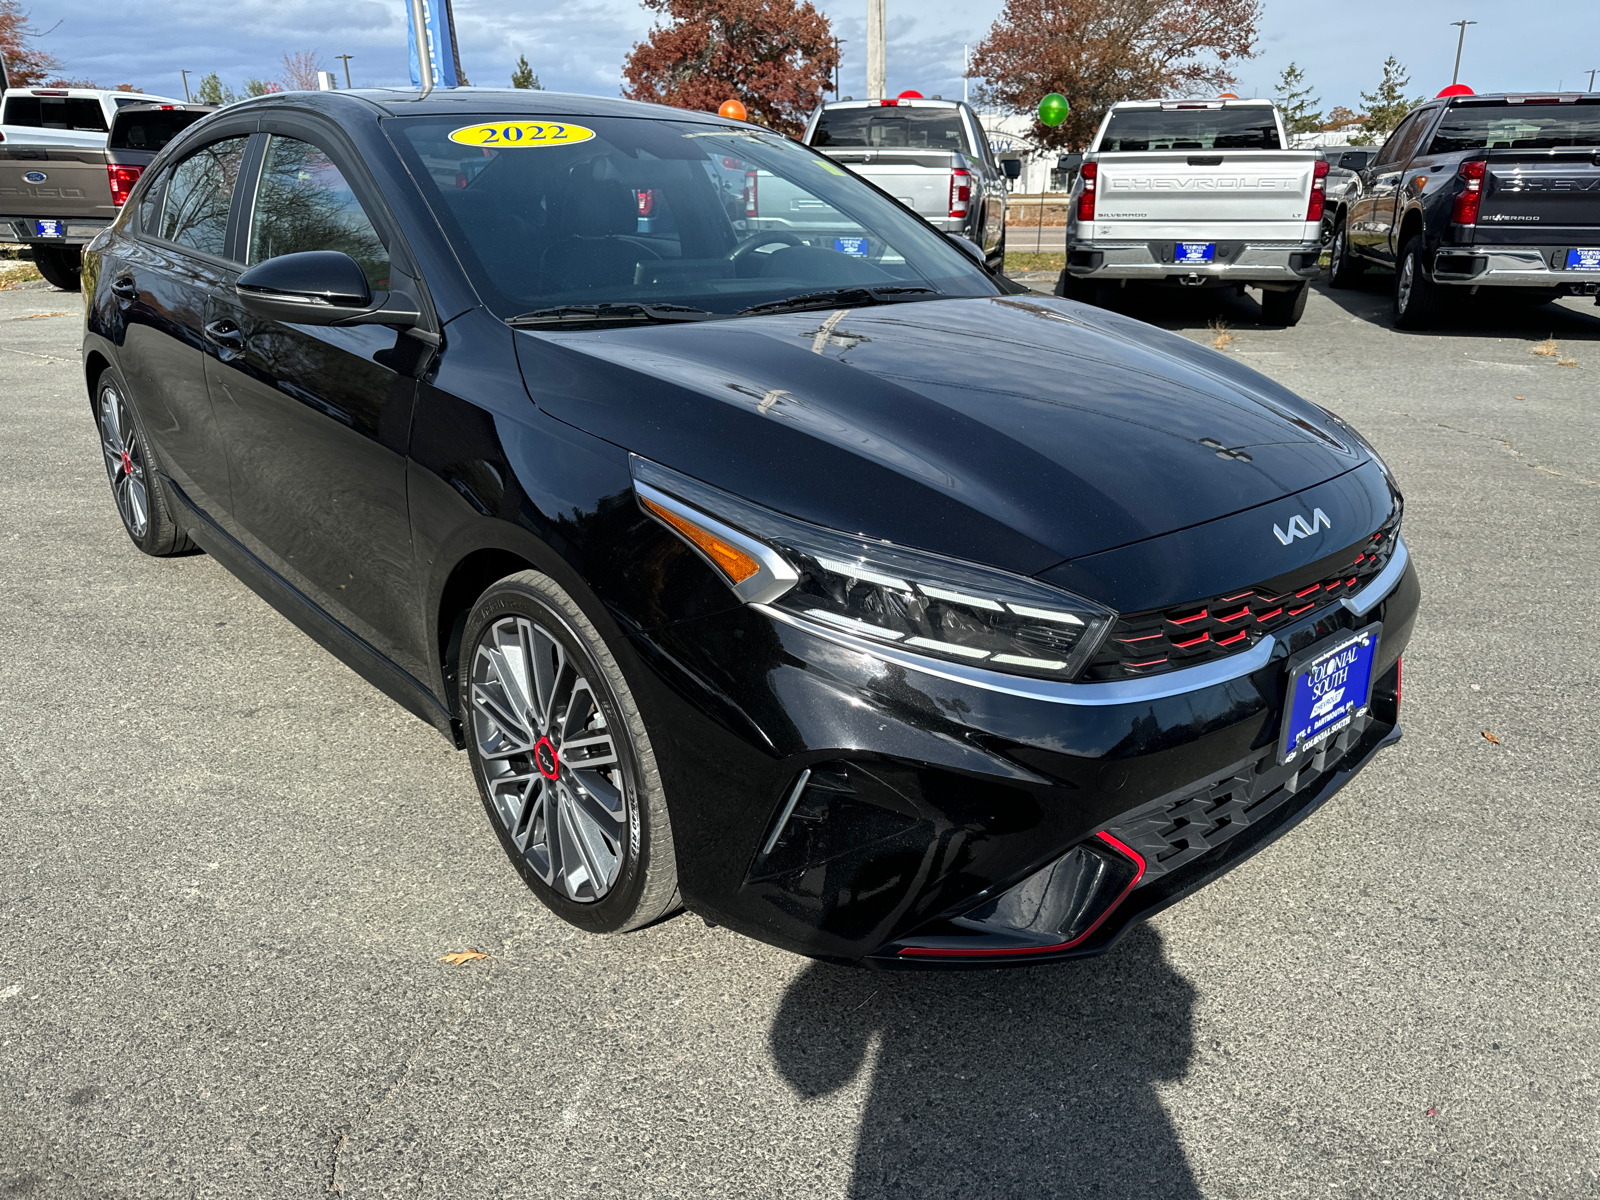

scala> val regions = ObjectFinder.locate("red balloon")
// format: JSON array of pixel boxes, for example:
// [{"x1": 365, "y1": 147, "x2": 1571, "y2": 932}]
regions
[
  {"x1": 719, "y1": 99, "x2": 747, "y2": 121},
  {"x1": 1436, "y1": 84, "x2": 1474, "y2": 97},
  {"x1": 897, "y1": 89, "x2": 924, "y2": 100}
]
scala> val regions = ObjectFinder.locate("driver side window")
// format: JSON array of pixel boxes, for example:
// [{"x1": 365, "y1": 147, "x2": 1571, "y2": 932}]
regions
[{"x1": 247, "y1": 135, "x2": 391, "y2": 290}]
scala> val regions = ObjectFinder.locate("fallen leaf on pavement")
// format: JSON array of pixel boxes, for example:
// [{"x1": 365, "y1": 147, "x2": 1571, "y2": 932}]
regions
[
  {"x1": 1532, "y1": 337, "x2": 1558, "y2": 357},
  {"x1": 1481, "y1": 731, "x2": 1501, "y2": 745},
  {"x1": 439, "y1": 949, "x2": 489, "y2": 965},
  {"x1": 1513, "y1": 396, "x2": 1525, "y2": 401},
  {"x1": 1426, "y1": 1107, "x2": 1438, "y2": 1117}
]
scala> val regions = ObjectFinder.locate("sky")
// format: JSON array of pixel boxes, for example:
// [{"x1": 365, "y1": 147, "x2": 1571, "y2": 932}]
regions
[{"x1": 17, "y1": 0, "x2": 1600, "y2": 113}]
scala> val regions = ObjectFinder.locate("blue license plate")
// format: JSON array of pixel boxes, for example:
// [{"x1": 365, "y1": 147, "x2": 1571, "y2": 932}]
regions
[
  {"x1": 34, "y1": 219, "x2": 64, "y2": 238},
  {"x1": 1176, "y1": 242, "x2": 1215, "y2": 264},
  {"x1": 1567, "y1": 248, "x2": 1600, "y2": 271},
  {"x1": 834, "y1": 236, "x2": 869, "y2": 258},
  {"x1": 1279, "y1": 625, "x2": 1381, "y2": 765}
]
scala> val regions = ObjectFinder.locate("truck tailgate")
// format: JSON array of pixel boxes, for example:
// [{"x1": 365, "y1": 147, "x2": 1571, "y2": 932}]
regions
[
  {"x1": 1092, "y1": 151, "x2": 1316, "y2": 240},
  {"x1": 0, "y1": 144, "x2": 114, "y2": 222},
  {"x1": 1474, "y1": 150, "x2": 1600, "y2": 244},
  {"x1": 821, "y1": 150, "x2": 955, "y2": 220}
]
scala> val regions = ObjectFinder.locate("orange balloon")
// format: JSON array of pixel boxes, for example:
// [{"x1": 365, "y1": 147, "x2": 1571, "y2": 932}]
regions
[{"x1": 719, "y1": 99, "x2": 747, "y2": 121}]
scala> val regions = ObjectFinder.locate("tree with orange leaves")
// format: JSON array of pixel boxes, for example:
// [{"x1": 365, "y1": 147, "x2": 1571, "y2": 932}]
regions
[
  {"x1": 621, "y1": 0, "x2": 838, "y2": 137},
  {"x1": 1, "y1": 0, "x2": 66, "y2": 88},
  {"x1": 971, "y1": 0, "x2": 1261, "y2": 151}
]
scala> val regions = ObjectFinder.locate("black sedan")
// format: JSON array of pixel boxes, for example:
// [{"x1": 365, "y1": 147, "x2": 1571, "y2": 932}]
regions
[{"x1": 80, "y1": 89, "x2": 1419, "y2": 966}]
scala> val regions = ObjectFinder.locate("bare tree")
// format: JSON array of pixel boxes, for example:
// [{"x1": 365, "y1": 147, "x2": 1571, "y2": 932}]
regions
[{"x1": 280, "y1": 51, "x2": 324, "y2": 92}]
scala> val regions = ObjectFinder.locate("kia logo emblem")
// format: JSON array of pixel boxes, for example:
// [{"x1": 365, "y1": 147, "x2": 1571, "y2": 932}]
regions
[{"x1": 1274, "y1": 508, "x2": 1332, "y2": 545}]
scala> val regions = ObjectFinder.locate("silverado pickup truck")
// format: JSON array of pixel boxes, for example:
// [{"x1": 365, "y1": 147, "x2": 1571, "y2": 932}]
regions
[
  {"x1": 1328, "y1": 91, "x2": 1600, "y2": 329},
  {"x1": 0, "y1": 86, "x2": 184, "y2": 147},
  {"x1": 1056, "y1": 97, "x2": 1326, "y2": 325},
  {"x1": 0, "y1": 100, "x2": 212, "y2": 290},
  {"x1": 800, "y1": 96, "x2": 1014, "y2": 270}
]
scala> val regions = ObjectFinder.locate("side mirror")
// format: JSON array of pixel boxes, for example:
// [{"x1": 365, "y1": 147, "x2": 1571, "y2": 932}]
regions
[
  {"x1": 945, "y1": 232, "x2": 987, "y2": 266},
  {"x1": 235, "y1": 250, "x2": 422, "y2": 330},
  {"x1": 1057, "y1": 152, "x2": 1083, "y2": 173},
  {"x1": 1338, "y1": 151, "x2": 1370, "y2": 171},
  {"x1": 1001, "y1": 158, "x2": 1023, "y2": 181}
]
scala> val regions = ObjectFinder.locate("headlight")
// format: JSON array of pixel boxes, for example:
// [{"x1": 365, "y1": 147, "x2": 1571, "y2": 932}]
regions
[
  {"x1": 632, "y1": 457, "x2": 1115, "y2": 681},
  {"x1": 1319, "y1": 406, "x2": 1393, "y2": 480}
]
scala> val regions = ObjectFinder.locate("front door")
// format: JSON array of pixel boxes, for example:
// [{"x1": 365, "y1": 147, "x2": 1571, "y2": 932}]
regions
[{"x1": 204, "y1": 132, "x2": 427, "y2": 679}]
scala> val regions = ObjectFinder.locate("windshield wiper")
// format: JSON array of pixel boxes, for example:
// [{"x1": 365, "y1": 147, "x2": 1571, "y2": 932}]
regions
[
  {"x1": 506, "y1": 303, "x2": 720, "y2": 328},
  {"x1": 735, "y1": 286, "x2": 937, "y2": 317}
]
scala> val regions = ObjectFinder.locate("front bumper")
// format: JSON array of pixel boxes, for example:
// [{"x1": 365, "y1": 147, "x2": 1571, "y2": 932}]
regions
[
  {"x1": 1064, "y1": 239, "x2": 1322, "y2": 287},
  {"x1": 629, "y1": 527, "x2": 1419, "y2": 966},
  {"x1": 1431, "y1": 244, "x2": 1600, "y2": 291}
]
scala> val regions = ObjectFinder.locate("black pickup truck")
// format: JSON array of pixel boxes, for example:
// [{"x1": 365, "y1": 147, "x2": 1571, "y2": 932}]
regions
[{"x1": 1327, "y1": 92, "x2": 1600, "y2": 328}]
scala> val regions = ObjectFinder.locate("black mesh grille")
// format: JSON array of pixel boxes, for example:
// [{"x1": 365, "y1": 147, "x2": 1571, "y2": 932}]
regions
[{"x1": 1082, "y1": 510, "x2": 1401, "y2": 681}]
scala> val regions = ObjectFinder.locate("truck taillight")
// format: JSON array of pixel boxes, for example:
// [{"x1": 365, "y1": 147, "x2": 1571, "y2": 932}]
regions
[
  {"x1": 949, "y1": 168, "x2": 971, "y2": 218},
  {"x1": 1453, "y1": 158, "x2": 1487, "y2": 225},
  {"x1": 1306, "y1": 158, "x2": 1329, "y2": 223},
  {"x1": 107, "y1": 164, "x2": 143, "y2": 208},
  {"x1": 744, "y1": 169, "x2": 758, "y2": 217},
  {"x1": 1077, "y1": 161, "x2": 1097, "y2": 222}
]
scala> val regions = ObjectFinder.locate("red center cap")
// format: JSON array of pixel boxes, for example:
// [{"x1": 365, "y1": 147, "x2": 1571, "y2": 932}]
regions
[
  {"x1": 121, "y1": 450, "x2": 134, "y2": 476},
  {"x1": 534, "y1": 737, "x2": 560, "y2": 780}
]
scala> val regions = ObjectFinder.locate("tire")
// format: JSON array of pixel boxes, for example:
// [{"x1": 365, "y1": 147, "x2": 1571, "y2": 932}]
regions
[
  {"x1": 1259, "y1": 282, "x2": 1308, "y2": 326},
  {"x1": 1327, "y1": 216, "x2": 1362, "y2": 289},
  {"x1": 33, "y1": 245, "x2": 82, "y2": 292},
  {"x1": 460, "y1": 571, "x2": 679, "y2": 934},
  {"x1": 986, "y1": 228, "x2": 1006, "y2": 274},
  {"x1": 1058, "y1": 271, "x2": 1098, "y2": 303},
  {"x1": 93, "y1": 368, "x2": 196, "y2": 556},
  {"x1": 1393, "y1": 235, "x2": 1445, "y2": 330}
]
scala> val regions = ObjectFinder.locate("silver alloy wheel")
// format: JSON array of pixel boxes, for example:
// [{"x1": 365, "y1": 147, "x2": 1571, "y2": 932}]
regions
[
  {"x1": 469, "y1": 614, "x2": 631, "y2": 902},
  {"x1": 1332, "y1": 228, "x2": 1345, "y2": 271},
  {"x1": 97, "y1": 382, "x2": 149, "y2": 539},
  {"x1": 1397, "y1": 253, "x2": 1415, "y2": 314}
]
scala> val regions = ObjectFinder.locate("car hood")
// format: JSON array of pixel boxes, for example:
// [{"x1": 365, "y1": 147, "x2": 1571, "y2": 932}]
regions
[{"x1": 514, "y1": 295, "x2": 1365, "y2": 578}]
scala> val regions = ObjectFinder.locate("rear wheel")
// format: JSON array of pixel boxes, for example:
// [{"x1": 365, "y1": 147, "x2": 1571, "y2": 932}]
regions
[
  {"x1": 1058, "y1": 271, "x2": 1098, "y2": 304},
  {"x1": 1393, "y1": 235, "x2": 1445, "y2": 330},
  {"x1": 460, "y1": 571, "x2": 679, "y2": 934},
  {"x1": 1327, "y1": 216, "x2": 1361, "y2": 289},
  {"x1": 94, "y1": 369, "x2": 195, "y2": 556},
  {"x1": 1259, "y1": 282, "x2": 1309, "y2": 326},
  {"x1": 33, "y1": 245, "x2": 82, "y2": 292}
]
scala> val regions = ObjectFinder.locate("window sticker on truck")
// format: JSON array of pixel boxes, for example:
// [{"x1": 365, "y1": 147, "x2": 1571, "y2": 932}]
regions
[{"x1": 834, "y1": 237, "x2": 869, "y2": 257}]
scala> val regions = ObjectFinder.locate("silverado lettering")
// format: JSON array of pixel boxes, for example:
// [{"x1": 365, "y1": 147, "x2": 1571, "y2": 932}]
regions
[{"x1": 1108, "y1": 177, "x2": 1296, "y2": 191}]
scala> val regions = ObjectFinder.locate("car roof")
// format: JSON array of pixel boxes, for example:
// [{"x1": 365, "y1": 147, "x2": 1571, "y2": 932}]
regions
[
  {"x1": 1444, "y1": 92, "x2": 1600, "y2": 104},
  {"x1": 1110, "y1": 98, "x2": 1277, "y2": 110},
  {"x1": 819, "y1": 98, "x2": 964, "y2": 109},
  {"x1": 5, "y1": 87, "x2": 183, "y2": 102},
  {"x1": 235, "y1": 87, "x2": 747, "y2": 127}
]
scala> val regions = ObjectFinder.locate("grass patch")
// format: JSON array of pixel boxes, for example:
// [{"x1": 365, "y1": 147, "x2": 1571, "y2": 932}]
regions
[
  {"x1": 0, "y1": 263, "x2": 44, "y2": 289},
  {"x1": 1208, "y1": 317, "x2": 1235, "y2": 351},
  {"x1": 1532, "y1": 336, "x2": 1560, "y2": 357},
  {"x1": 1004, "y1": 251, "x2": 1065, "y2": 272}
]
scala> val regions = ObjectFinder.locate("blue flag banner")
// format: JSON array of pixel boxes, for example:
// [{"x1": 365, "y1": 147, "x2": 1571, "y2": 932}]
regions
[{"x1": 408, "y1": 0, "x2": 470, "y2": 88}]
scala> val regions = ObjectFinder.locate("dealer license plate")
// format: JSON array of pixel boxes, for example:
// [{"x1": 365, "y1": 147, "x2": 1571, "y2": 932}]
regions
[
  {"x1": 834, "y1": 236, "x2": 869, "y2": 258},
  {"x1": 34, "y1": 219, "x2": 64, "y2": 238},
  {"x1": 1176, "y1": 242, "x2": 1215, "y2": 264},
  {"x1": 1566, "y1": 248, "x2": 1600, "y2": 271},
  {"x1": 1278, "y1": 624, "x2": 1381, "y2": 765}
]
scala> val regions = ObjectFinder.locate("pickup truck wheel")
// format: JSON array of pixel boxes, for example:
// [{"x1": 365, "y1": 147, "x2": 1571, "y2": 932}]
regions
[
  {"x1": 33, "y1": 245, "x2": 82, "y2": 292},
  {"x1": 1259, "y1": 283, "x2": 1308, "y2": 326},
  {"x1": 1327, "y1": 218, "x2": 1361, "y2": 289},
  {"x1": 1393, "y1": 236, "x2": 1444, "y2": 330},
  {"x1": 986, "y1": 229, "x2": 1006, "y2": 273},
  {"x1": 1058, "y1": 272, "x2": 1098, "y2": 303}
]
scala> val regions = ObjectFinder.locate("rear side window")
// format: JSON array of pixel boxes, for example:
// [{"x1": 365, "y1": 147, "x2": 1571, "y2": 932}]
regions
[
  {"x1": 246, "y1": 136, "x2": 391, "y2": 290},
  {"x1": 110, "y1": 110, "x2": 211, "y2": 152},
  {"x1": 1098, "y1": 107, "x2": 1281, "y2": 152},
  {"x1": 2, "y1": 96, "x2": 108, "y2": 132},
  {"x1": 158, "y1": 137, "x2": 250, "y2": 256},
  {"x1": 812, "y1": 108, "x2": 970, "y2": 153},
  {"x1": 1429, "y1": 100, "x2": 1600, "y2": 152}
]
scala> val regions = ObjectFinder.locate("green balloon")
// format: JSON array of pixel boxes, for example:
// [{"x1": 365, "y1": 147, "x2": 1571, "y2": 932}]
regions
[{"x1": 1038, "y1": 93, "x2": 1070, "y2": 127}]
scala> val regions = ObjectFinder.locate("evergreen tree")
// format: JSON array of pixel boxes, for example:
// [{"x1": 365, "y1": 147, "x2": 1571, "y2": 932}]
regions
[
  {"x1": 193, "y1": 72, "x2": 238, "y2": 106},
  {"x1": 1273, "y1": 61, "x2": 1322, "y2": 136},
  {"x1": 510, "y1": 53, "x2": 542, "y2": 89},
  {"x1": 1351, "y1": 56, "x2": 1424, "y2": 144}
]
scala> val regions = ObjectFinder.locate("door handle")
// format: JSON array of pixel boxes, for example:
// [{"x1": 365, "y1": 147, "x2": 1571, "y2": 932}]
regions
[
  {"x1": 204, "y1": 319, "x2": 245, "y2": 359},
  {"x1": 111, "y1": 276, "x2": 137, "y2": 301}
]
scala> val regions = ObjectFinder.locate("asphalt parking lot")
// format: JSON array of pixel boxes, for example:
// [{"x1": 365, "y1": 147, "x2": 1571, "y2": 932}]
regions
[{"x1": 2, "y1": 271, "x2": 1598, "y2": 1200}]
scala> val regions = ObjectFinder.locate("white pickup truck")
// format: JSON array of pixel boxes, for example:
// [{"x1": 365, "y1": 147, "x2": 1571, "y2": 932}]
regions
[{"x1": 1057, "y1": 98, "x2": 1327, "y2": 325}]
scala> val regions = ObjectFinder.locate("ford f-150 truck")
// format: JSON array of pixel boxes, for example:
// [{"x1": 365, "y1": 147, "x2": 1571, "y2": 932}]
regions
[
  {"x1": 801, "y1": 96, "x2": 1013, "y2": 270},
  {"x1": 0, "y1": 100, "x2": 212, "y2": 289},
  {"x1": 1056, "y1": 98, "x2": 1326, "y2": 325},
  {"x1": 1327, "y1": 91, "x2": 1600, "y2": 328},
  {"x1": 0, "y1": 86, "x2": 185, "y2": 148}
]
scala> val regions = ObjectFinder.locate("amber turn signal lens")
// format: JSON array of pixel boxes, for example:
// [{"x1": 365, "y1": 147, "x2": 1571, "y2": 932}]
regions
[{"x1": 641, "y1": 496, "x2": 761, "y2": 585}]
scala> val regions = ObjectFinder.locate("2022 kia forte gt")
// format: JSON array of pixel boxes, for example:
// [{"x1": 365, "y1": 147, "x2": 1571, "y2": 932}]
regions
[{"x1": 80, "y1": 90, "x2": 1418, "y2": 966}]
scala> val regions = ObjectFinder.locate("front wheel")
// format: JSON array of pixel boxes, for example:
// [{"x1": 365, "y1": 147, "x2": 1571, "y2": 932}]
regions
[
  {"x1": 460, "y1": 571, "x2": 679, "y2": 934},
  {"x1": 1259, "y1": 282, "x2": 1309, "y2": 326},
  {"x1": 1393, "y1": 235, "x2": 1445, "y2": 330},
  {"x1": 33, "y1": 245, "x2": 82, "y2": 292},
  {"x1": 1327, "y1": 217, "x2": 1361, "y2": 289}
]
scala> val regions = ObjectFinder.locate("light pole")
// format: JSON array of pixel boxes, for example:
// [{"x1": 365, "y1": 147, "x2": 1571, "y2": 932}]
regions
[
  {"x1": 180, "y1": 69, "x2": 192, "y2": 102},
  {"x1": 1449, "y1": 20, "x2": 1477, "y2": 86},
  {"x1": 336, "y1": 55, "x2": 354, "y2": 90},
  {"x1": 833, "y1": 38, "x2": 846, "y2": 99},
  {"x1": 1588, "y1": 68, "x2": 1598, "y2": 92}
]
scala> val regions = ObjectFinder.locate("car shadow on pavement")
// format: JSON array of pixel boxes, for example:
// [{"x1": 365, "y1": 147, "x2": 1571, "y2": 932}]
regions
[
  {"x1": 1310, "y1": 272, "x2": 1600, "y2": 340},
  {"x1": 769, "y1": 924, "x2": 1201, "y2": 1199}
]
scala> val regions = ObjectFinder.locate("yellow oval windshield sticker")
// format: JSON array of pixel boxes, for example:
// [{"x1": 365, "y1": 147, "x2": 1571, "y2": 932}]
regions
[{"x1": 448, "y1": 121, "x2": 596, "y2": 149}]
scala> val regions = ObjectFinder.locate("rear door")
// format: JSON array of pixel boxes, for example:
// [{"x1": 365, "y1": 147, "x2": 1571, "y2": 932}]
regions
[
  {"x1": 203, "y1": 125, "x2": 427, "y2": 677},
  {"x1": 1349, "y1": 108, "x2": 1435, "y2": 261}
]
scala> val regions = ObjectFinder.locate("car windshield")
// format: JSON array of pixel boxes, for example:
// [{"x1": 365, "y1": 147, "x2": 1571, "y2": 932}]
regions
[
  {"x1": 390, "y1": 114, "x2": 998, "y2": 322},
  {"x1": 1428, "y1": 100, "x2": 1600, "y2": 152},
  {"x1": 811, "y1": 107, "x2": 970, "y2": 152},
  {"x1": 1098, "y1": 107, "x2": 1282, "y2": 152}
]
